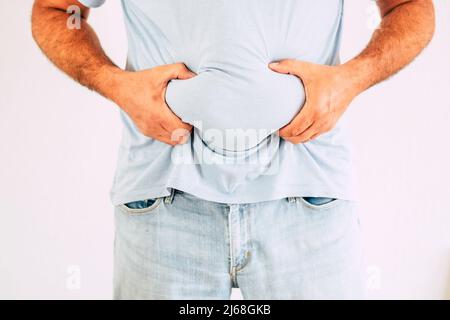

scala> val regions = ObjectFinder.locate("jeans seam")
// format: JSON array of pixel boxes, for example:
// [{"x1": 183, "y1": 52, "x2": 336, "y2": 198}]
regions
[{"x1": 227, "y1": 206, "x2": 237, "y2": 286}]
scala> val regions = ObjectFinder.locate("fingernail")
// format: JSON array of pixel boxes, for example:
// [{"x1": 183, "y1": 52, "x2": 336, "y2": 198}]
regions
[{"x1": 269, "y1": 62, "x2": 280, "y2": 68}]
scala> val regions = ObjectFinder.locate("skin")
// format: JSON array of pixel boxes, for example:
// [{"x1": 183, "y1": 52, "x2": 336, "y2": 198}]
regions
[
  {"x1": 32, "y1": 0, "x2": 194, "y2": 146},
  {"x1": 31, "y1": 0, "x2": 435, "y2": 145},
  {"x1": 270, "y1": 0, "x2": 435, "y2": 143}
]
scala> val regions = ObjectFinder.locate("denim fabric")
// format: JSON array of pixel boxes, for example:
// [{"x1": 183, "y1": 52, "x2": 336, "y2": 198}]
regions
[{"x1": 114, "y1": 191, "x2": 363, "y2": 300}]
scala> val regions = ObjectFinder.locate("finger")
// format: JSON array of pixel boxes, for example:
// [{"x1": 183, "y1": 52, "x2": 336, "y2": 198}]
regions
[
  {"x1": 309, "y1": 132, "x2": 321, "y2": 141},
  {"x1": 159, "y1": 106, "x2": 192, "y2": 136},
  {"x1": 270, "y1": 60, "x2": 315, "y2": 87},
  {"x1": 286, "y1": 123, "x2": 321, "y2": 144},
  {"x1": 158, "y1": 88, "x2": 193, "y2": 138},
  {"x1": 151, "y1": 125, "x2": 179, "y2": 146},
  {"x1": 157, "y1": 135, "x2": 179, "y2": 146},
  {"x1": 279, "y1": 106, "x2": 315, "y2": 137},
  {"x1": 159, "y1": 114, "x2": 192, "y2": 144},
  {"x1": 308, "y1": 120, "x2": 335, "y2": 141},
  {"x1": 157, "y1": 63, "x2": 196, "y2": 84},
  {"x1": 283, "y1": 136, "x2": 303, "y2": 145},
  {"x1": 159, "y1": 88, "x2": 193, "y2": 127},
  {"x1": 171, "y1": 128, "x2": 191, "y2": 144},
  {"x1": 155, "y1": 123, "x2": 192, "y2": 146},
  {"x1": 268, "y1": 59, "x2": 298, "y2": 75},
  {"x1": 161, "y1": 110, "x2": 192, "y2": 131},
  {"x1": 160, "y1": 119, "x2": 192, "y2": 141},
  {"x1": 279, "y1": 118, "x2": 314, "y2": 138}
]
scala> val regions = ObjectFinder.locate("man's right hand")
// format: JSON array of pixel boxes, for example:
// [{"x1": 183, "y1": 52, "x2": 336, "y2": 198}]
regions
[
  {"x1": 112, "y1": 63, "x2": 196, "y2": 146},
  {"x1": 32, "y1": 1, "x2": 195, "y2": 146}
]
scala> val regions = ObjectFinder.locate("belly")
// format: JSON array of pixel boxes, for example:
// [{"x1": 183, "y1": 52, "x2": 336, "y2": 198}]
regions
[
  {"x1": 122, "y1": 0, "x2": 342, "y2": 150},
  {"x1": 166, "y1": 66, "x2": 305, "y2": 151}
]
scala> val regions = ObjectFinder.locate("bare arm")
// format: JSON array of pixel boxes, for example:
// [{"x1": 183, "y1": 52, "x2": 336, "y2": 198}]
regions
[
  {"x1": 31, "y1": 0, "x2": 194, "y2": 145},
  {"x1": 269, "y1": 0, "x2": 435, "y2": 143},
  {"x1": 345, "y1": 0, "x2": 436, "y2": 93},
  {"x1": 31, "y1": 0, "x2": 120, "y2": 98}
]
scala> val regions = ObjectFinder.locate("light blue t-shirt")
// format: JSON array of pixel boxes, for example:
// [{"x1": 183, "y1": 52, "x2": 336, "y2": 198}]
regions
[{"x1": 80, "y1": 0, "x2": 355, "y2": 205}]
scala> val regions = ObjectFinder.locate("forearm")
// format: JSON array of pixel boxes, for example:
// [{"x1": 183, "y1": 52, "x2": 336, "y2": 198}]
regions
[
  {"x1": 31, "y1": 1, "x2": 122, "y2": 101},
  {"x1": 342, "y1": 0, "x2": 435, "y2": 95}
]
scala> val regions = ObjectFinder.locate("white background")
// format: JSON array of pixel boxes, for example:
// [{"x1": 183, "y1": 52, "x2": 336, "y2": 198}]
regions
[{"x1": 0, "y1": 0, "x2": 449, "y2": 299}]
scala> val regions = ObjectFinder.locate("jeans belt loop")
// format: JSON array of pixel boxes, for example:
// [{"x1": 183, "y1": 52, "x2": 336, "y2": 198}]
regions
[
  {"x1": 287, "y1": 197, "x2": 297, "y2": 203},
  {"x1": 164, "y1": 188, "x2": 176, "y2": 204}
]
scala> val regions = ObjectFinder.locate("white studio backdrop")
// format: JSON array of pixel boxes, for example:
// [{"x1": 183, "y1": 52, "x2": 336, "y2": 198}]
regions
[{"x1": 0, "y1": 0, "x2": 449, "y2": 299}]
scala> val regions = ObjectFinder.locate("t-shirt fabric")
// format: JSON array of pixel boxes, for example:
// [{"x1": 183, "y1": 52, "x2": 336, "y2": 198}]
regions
[{"x1": 79, "y1": 0, "x2": 355, "y2": 205}]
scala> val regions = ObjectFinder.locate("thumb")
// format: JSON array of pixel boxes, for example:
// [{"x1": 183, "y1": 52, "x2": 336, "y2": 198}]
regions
[
  {"x1": 268, "y1": 59, "x2": 299, "y2": 75},
  {"x1": 157, "y1": 63, "x2": 197, "y2": 84},
  {"x1": 269, "y1": 60, "x2": 315, "y2": 81}
]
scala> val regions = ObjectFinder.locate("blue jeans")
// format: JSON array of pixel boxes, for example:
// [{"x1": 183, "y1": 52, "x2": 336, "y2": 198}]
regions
[{"x1": 114, "y1": 190, "x2": 364, "y2": 299}]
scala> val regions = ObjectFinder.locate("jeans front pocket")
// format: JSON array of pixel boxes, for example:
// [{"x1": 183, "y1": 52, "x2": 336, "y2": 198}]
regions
[
  {"x1": 299, "y1": 197, "x2": 341, "y2": 211},
  {"x1": 118, "y1": 198, "x2": 162, "y2": 215}
]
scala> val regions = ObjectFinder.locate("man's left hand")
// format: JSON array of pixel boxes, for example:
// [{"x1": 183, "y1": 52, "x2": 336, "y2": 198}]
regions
[{"x1": 269, "y1": 60, "x2": 359, "y2": 144}]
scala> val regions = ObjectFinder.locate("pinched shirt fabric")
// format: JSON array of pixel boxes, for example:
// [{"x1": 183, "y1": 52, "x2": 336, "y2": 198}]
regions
[{"x1": 79, "y1": 0, "x2": 355, "y2": 205}]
